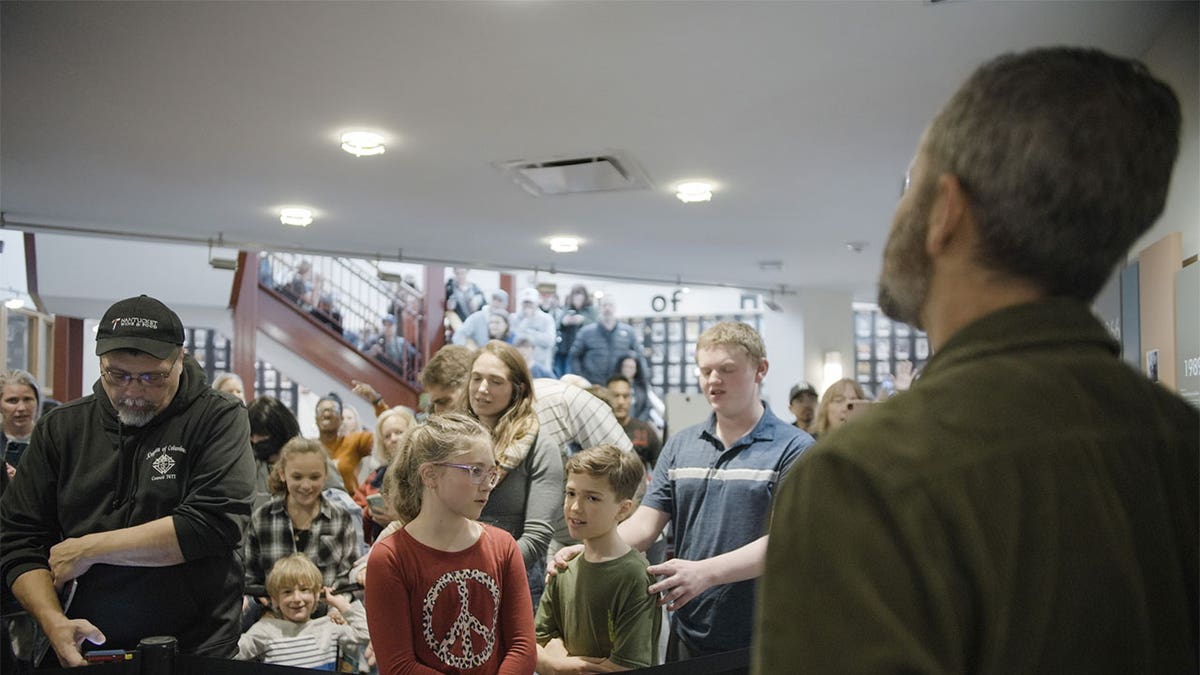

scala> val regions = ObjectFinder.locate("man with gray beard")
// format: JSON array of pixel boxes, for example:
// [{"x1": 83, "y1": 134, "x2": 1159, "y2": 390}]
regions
[
  {"x1": 1, "y1": 295, "x2": 254, "y2": 667},
  {"x1": 756, "y1": 48, "x2": 1197, "y2": 673}
]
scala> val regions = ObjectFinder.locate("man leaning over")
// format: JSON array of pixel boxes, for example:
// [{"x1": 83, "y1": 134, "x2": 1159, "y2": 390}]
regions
[{"x1": 1, "y1": 295, "x2": 255, "y2": 667}]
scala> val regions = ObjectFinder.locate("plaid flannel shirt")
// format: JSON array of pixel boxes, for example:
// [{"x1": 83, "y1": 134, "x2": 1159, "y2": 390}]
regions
[
  {"x1": 244, "y1": 493, "x2": 360, "y2": 594},
  {"x1": 533, "y1": 378, "x2": 632, "y2": 457}
]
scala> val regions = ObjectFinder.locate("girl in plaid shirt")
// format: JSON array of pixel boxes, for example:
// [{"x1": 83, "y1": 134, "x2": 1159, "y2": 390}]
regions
[{"x1": 244, "y1": 438, "x2": 361, "y2": 611}]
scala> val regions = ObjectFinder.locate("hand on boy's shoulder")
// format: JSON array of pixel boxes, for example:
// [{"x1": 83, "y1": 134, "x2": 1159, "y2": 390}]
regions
[{"x1": 547, "y1": 544, "x2": 584, "y2": 583}]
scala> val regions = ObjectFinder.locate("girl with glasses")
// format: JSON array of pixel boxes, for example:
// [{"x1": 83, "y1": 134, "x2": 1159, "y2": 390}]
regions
[{"x1": 366, "y1": 413, "x2": 536, "y2": 674}]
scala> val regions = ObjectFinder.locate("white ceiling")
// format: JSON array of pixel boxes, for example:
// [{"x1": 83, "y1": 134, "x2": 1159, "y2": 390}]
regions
[{"x1": 0, "y1": 1, "x2": 1183, "y2": 299}]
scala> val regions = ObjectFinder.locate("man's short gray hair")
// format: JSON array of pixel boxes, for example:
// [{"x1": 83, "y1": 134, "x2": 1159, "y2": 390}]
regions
[{"x1": 924, "y1": 47, "x2": 1180, "y2": 301}]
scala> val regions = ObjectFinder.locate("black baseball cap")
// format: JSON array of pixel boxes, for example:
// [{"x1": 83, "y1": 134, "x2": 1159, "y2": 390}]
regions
[
  {"x1": 95, "y1": 295, "x2": 185, "y2": 360},
  {"x1": 789, "y1": 382, "x2": 818, "y2": 402}
]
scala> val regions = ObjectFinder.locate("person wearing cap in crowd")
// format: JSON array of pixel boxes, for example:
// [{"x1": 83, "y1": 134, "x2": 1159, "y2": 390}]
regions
[
  {"x1": 0, "y1": 295, "x2": 255, "y2": 667},
  {"x1": 510, "y1": 287, "x2": 557, "y2": 373},
  {"x1": 452, "y1": 288, "x2": 510, "y2": 349},
  {"x1": 787, "y1": 382, "x2": 818, "y2": 434}
]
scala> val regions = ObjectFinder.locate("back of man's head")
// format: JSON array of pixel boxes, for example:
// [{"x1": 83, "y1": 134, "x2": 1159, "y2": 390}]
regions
[
  {"x1": 420, "y1": 344, "x2": 475, "y2": 389},
  {"x1": 924, "y1": 47, "x2": 1180, "y2": 301}
]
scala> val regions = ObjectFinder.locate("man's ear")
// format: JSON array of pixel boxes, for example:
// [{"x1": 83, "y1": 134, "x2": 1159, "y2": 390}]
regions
[
  {"x1": 926, "y1": 173, "x2": 971, "y2": 257},
  {"x1": 616, "y1": 498, "x2": 635, "y2": 521},
  {"x1": 754, "y1": 358, "x2": 769, "y2": 384}
]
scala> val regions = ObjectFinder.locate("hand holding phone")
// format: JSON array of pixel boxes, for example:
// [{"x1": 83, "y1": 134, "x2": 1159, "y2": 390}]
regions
[{"x1": 845, "y1": 399, "x2": 875, "y2": 421}]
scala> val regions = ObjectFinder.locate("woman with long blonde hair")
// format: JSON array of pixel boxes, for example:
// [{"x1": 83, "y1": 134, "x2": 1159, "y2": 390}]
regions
[{"x1": 812, "y1": 378, "x2": 867, "y2": 438}]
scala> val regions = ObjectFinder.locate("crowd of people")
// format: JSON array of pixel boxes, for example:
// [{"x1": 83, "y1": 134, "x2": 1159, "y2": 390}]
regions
[
  {"x1": 268, "y1": 257, "x2": 423, "y2": 381},
  {"x1": 0, "y1": 46, "x2": 1197, "y2": 675}
]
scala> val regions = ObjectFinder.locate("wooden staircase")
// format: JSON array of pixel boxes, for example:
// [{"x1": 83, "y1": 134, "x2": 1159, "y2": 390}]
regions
[{"x1": 229, "y1": 252, "x2": 425, "y2": 409}]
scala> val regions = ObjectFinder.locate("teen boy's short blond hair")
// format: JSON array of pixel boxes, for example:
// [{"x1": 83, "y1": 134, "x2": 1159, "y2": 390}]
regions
[
  {"x1": 265, "y1": 553, "x2": 323, "y2": 600},
  {"x1": 696, "y1": 321, "x2": 766, "y2": 364},
  {"x1": 565, "y1": 445, "x2": 645, "y2": 502}
]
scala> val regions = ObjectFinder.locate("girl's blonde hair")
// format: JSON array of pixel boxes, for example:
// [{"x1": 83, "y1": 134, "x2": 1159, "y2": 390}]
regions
[
  {"x1": 267, "y1": 437, "x2": 327, "y2": 494},
  {"x1": 265, "y1": 553, "x2": 323, "y2": 601},
  {"x1": 382, "y1": 412, "x2": 492, "y2": 523},
  {"x1": 373, "y1": 406, "x2": 417, "y2": 461},
  {"x1": 466, "y1": 341, "x2": 538, "y2": 454},
  {"x1": 813, "y1": 378, "x2": 867, "y2": 436}
]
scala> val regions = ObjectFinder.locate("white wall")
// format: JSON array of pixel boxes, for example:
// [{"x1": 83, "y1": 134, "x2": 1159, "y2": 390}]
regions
[
  {"x1": 1132, "y1": 3, "x2": 1199, "y2": 262},
  {"x1": 511, "y1": 270, "x2": 754, "y2": 319},
  {"x1": 762, "y1": 289, "x2": 856, "y2": 413},
  {"x1": 0, "y1": 230, "x2": 33, "y2": 307},
  {"x1": 31, "y1": 232, "x2": 237, "y2": 335},
  {"x1": 255, "y1": 330, "x2": 376, "y2": 436}
]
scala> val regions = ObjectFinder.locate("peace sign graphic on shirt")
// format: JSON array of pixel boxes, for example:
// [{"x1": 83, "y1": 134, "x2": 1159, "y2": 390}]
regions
[{"x1": 422, "y1": 568, "x2": 501, "y2": 669}]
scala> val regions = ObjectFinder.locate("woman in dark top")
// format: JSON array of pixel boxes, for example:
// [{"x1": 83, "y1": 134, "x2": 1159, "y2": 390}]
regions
[
  {"x1": 554, "y1": 284, "x2": 596, "y2": 377},
  {"x1": 614, "y1": 352, "x2": 664, "y2": 426}
]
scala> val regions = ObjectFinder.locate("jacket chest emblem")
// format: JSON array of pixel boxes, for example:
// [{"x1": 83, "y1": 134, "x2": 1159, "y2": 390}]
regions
[
  {"x1": 152, "y1": 454, "x2": 176, "y2": 475},
  {"x1": 146, "y1": 445, "x2": 186, "y2": 481}
]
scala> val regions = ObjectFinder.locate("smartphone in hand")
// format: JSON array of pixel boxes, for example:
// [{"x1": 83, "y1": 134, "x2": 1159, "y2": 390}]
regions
[
  {"x1": 84, "y1": 649, "x2": 132, "y2": 663},
  {"x1": 845, "y1": 399, "x2": 875, "y2": 421}
]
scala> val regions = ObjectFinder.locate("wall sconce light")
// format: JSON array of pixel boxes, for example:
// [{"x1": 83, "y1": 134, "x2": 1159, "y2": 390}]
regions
[{"x1": 822, "y1": 351, "x2": 843, "y2": 392}]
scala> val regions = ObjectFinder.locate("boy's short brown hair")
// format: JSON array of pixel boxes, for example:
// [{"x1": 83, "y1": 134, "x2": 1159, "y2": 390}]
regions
[
  {"x1": 265, "y1": 553, "x2": 323, "y2": 601},
  {"x1": 696, "y1": 321, "x2": 766, "y2": 364},
  {"x1": 565, "y1": 445, "x2": 645, "y2": 501}
]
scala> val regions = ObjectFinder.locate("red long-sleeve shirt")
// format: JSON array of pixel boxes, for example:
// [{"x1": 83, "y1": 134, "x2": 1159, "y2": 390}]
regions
[{"x1": 366, "y1": 524, "x2": 536, "y2": 675}]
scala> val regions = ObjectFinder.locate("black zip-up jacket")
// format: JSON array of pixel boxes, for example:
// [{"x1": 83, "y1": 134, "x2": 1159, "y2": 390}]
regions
[{"x1": 0, "y1": 355, "x2": 254, "y2": 657}]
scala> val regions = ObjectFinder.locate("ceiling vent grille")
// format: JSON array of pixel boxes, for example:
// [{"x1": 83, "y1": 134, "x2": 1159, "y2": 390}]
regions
[{"x1": 494, "y1": 151, "x2": 653, "y2": 197}]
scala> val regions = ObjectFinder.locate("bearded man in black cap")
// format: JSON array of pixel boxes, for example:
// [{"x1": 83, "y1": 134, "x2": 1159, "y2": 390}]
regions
[{"x1": 0, "y1": 295, "x2": 254, "y2": 667}]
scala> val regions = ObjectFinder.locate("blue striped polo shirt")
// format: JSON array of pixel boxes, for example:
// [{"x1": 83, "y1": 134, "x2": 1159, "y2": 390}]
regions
[{"x1": 642, "y1": 403, "x2": 812, "y2": 653}]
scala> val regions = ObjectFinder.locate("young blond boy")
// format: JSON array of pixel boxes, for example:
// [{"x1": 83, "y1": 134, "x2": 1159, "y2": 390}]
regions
[
  {"x1": 237, "y1": 553, "x2": 369, "y2": 670},
  {"x1": 535, "y1": 445, "x2": 661, "y2": 673}
]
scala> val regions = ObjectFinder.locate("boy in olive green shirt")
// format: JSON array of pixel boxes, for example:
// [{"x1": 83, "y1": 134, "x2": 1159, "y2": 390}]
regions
[{"x1": 535, "y1": 446, "x2": 660, "y2": 672}]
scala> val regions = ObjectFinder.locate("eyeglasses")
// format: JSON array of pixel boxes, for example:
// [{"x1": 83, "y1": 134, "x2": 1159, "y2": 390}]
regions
[
  {"x1": 435, "y1": 462, "x2": 500, "y2": 487},
  {"x1": 101, "y1": 352, "x2": 180, "y2": 387}
]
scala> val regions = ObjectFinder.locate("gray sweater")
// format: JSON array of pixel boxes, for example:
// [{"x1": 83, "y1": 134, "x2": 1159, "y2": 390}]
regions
[{"x1": 479, "y1": 431, "x2": 564, "y2": 568}]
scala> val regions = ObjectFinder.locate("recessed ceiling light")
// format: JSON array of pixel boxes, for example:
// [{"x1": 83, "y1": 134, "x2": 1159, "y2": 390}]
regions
[
  {"x1": 340, "y1": 131, "x2": 387, "y2": 157},
  {"x1": 549, "y1": 236, "x2": 579, "y2": 253},
  {"x1": 676, "y1": 181, "x2": 713, "y2": 203},
  {"x1": 279, "y1": 207, "x2": 313, "y2": 227},
  {"x1": 4, "y1": 298, "x2": 24, "y2": 310}
]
